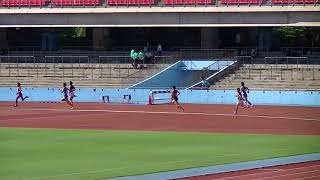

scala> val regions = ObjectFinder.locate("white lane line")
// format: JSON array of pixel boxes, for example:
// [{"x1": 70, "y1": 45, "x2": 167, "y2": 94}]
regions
[
  {"x1": 293, "y1": 174, "x2": 320, "y2": 180},
  {"x1": 12, "y1": 108, "x2": 320, "y2": 122},
  {"x1": 212, "y1": 170, "x2": 279, "y2": 180},
  {"x1": 254, "y1": 169, "x2": 320, "y2": 180},
  {"x1": 215, "y1": 164, "x2": 320, "y2": 180},
  {"x1": 256, "y1": 168, "x2": 284, "y2": 172},
  {"x1": 0, "y1": 113, "x2": 97, "y2": 122}
]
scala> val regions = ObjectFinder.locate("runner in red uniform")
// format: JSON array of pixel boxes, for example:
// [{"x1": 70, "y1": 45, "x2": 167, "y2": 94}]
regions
[
  {"x1": 14, "y1": 82, "x2": 29, "y2": 107},
  {"x1": 171, "y1": 86, "x2": 184, "y2": 111}
]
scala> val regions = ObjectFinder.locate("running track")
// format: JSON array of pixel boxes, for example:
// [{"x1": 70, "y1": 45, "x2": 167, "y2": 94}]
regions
[
  {"x1": 0, "y1": 102, "x2": 319, "y2": 135},
  {"x1": 178, "y1": 161, "x2": 320, "y2": 180},
  {"x1": 1, "y1": 102, "x2": 320, "y2": 180}
]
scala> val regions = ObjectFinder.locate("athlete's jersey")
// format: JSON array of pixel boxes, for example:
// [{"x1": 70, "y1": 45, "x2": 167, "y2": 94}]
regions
[
  {"x1": 240, "y1": 86, "x2": 249, "y2": 97},
  {"x1": 236, "y1": 92, "x2": 242, "y2": 101},
  {"x1": 62, "y1": 87, "x2": 69, "y2": 97},
  {"x1": 69, "y1": 85, "x2": 75, "y2": 95},
  {"x1": 17, "y1": 87, "x2": 22, "y2": 96},
  {"x1": 171, "y1": 89, "x2": 179, "y2": 99}
]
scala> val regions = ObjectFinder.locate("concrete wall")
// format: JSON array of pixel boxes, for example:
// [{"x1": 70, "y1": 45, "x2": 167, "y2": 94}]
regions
[
  {"x1": 201, "y1": 28, "x2": 219, "y2": 48},
  {"x1": 0, "y1": 28, "x2": 8, "y2": 50},
  {"x1": 92, "y1": 28, "x2": 111, "y2": 50},
  {"x1": 0, "y1": 9, "x2": 319, "y2": 27},
  {"x1": 1, "y1": 87, "x2": 319, "y2": 106}
]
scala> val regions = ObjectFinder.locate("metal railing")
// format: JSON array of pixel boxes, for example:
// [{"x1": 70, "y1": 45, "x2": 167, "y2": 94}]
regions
[
  {"x1": 226, "y1": 47, "x2": 269, "y2": 57},
  {"x1": 0, "y1": 55, "x2": 175, "y2": 79},
  {"x1": 98, "y1": 55, "x2": 174, "y2": 79},
  {"x1": 3, "y1": 47, "x2": 318, "y2": 60},
  {"x1": 281, "y1": 47, "x2": 320, "y2": 57},
  {"x1": 0, "y1": 0, "x2": 318, "y2": 8},
  {"x1": 44, "y1": 56, "x2": 90, "y2": 77},
  {"x1": 0, "y1": 56, "x2": 36, "y2": 77},
  {"x1": 178, "y1": 49, "x2": 237, "y2": 60},
  {"x1": 237, "y1": 56, "x2": 320, "y2": 81},
  {"x1": 1, "y1": 54, "x2": 319, "y2": 83},
  {"x1": 189, "y1": 60, "x2": 238, "y2": 89}
]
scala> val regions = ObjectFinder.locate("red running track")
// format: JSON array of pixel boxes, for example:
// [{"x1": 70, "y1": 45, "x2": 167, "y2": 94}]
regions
[
  {"x1": 0, "y1": 102, "x2": 320, "y2": 135},
  {"x1": 0, "y1": 102, "x2": 320, "y2": 180},
  {"x1": 178, "y1": 161, "x2": 320, "y2": 180}
]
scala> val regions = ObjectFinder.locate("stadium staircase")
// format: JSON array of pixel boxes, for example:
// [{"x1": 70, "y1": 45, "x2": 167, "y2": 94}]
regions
[{"x1": 210, "y1": 63, "x2": 320, "y2": 90}]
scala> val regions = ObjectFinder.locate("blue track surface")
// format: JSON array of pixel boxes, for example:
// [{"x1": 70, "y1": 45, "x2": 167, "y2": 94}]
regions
[{"x1": 113, "y1": 153, "x2": 320, "y2": 180}]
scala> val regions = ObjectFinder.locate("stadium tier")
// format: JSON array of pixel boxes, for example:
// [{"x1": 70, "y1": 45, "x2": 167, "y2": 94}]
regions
[
  {"x1": 272, "y1": 0, "x2": 316, "y2": 3},
  {"x1": 210, "y1": 64, "x2": 320, "y2": 90},
  {"x1": 107, "y1": 0, "x2": 154, "y2": 5},
  {"x1": 52, "y1": 0, "x2": 100, "y2": 6},
  {"x1": 0, "y1": 62, "x2": 170, "y2": 87},
  {"x1": 162, "y1": 0, "x2": 211, "y2": 5},
  {"x1": 221, "y1": 0, "x2": 261, "y2": 4},
  {"x1": 0, "y1": 0, "x2": 46, "y2": 6}
]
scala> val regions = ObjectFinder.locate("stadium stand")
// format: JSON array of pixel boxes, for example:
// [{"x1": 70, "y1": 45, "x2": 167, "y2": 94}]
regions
[
  {"x1": 52, "y1": 0, "x2": 100, "y2": 6},
  {"x1": 210, "y1": 64, "x2": 320, "y2": 90},
  {"x1": 0, "y1": 0, "x2": 46, "y2": 6},
  {"x1": 107, "y1": 0, "x2": 154, "y2": 6},
  {"x1": 162, "y1": 0, "x2": 211, "y2": 5},
  {"x1": 0, "y1": 63, "x2": 170, "y2": 87},
  {"x1": 221, "y1": 0, "x2": 261, "y2": 5},
  {"x1": 272, "y1": 0, "x2": 316, "y2": 4}
]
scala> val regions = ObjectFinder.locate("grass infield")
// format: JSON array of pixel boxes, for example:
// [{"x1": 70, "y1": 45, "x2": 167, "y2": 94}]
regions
[{"x1": 0, "y1": 128, "x2": 320, "y2": 180}]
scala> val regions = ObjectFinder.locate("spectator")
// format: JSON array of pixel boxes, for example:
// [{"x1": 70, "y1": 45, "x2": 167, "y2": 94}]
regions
[
  {"x1": 240, "y1": 49, "x2": 246, "y2": 56},
  {"x1": 144, "y1": 42, "x2": 150, "y2": 52},
  {"x1": 144, "y1": 45, "x2": 148, "y2": 52},
  {"x1": 200, "y1": 76, "x2": 210, "y2": 90},
  {"x1": 130, "y1": 49, "x2": 135, "y2": 66},
  {"x1": 157, "y1": 43, "x2": 162, "y2": 56},
  {"x1": 145, "y1": 51, "x2": 153, "y2": 64},
  {"x1": 138, "y1": 50, "x2": 145, "y2": 69},
  {"x1": 130, "y1": 49, "x2": 135, "y2": 59},
  {"x1": 250, "y1": 49, "x2": 257, "y2": 57},
  {"x1": 132, "y1": 51, "x2": 139, "y2": 69}
]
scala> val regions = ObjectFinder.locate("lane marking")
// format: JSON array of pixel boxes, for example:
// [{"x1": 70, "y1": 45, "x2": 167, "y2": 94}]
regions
[
  {"x1": 10, "y1": 108, "x2": 320, "y2": 122},
  {"x1": 0, "y1": 113, "x2": 100, "y2": 122},
  {"x1": 293, "y1": 174, "x2": 320, "y2": 180},
  {"x1": 215, "y1": 164, "x2": 320, "y2": 180},
  {"x1": 256, "y1": 168, "x2": 284, "y2": 172},
  {"x1": 254, "y1": 169, "x2": 320, "y2": 180}
]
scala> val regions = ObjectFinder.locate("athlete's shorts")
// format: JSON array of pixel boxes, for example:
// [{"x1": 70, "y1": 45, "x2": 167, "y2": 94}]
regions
[
  {"x1": 61, "y1": 95, "x2": 69, "y2": 102},
  {"x1": 69, "y1": 94, "x2": 76, "y2": 100},
  {"x1": 172, "y1": 97, "x2": 178, "y2": 103},
  {"x1": 16, "y1": 93, "x2": 23, "y2": 99}
]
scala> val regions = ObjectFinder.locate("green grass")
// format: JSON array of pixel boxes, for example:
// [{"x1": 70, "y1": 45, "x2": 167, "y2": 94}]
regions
[{"x1": 0, "y1": 128, "x2": 320, "y2": 180}]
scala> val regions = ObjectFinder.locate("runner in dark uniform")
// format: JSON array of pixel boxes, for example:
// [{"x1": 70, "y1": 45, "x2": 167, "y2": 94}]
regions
[
  {"x1": 171, "y1": 86, "x2": 184, "y2": 111},
  {"x1": 240, "y1": 82, "x2": 253, "y2": 108},
  {"x1": 60, "y1": 82, "x2": 74, "y2": 109}
]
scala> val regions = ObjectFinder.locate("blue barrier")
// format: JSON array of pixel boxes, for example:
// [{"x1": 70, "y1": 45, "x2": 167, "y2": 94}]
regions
[{"x1": 1, "y1": 87, "x2": 319, "y2": 106}]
